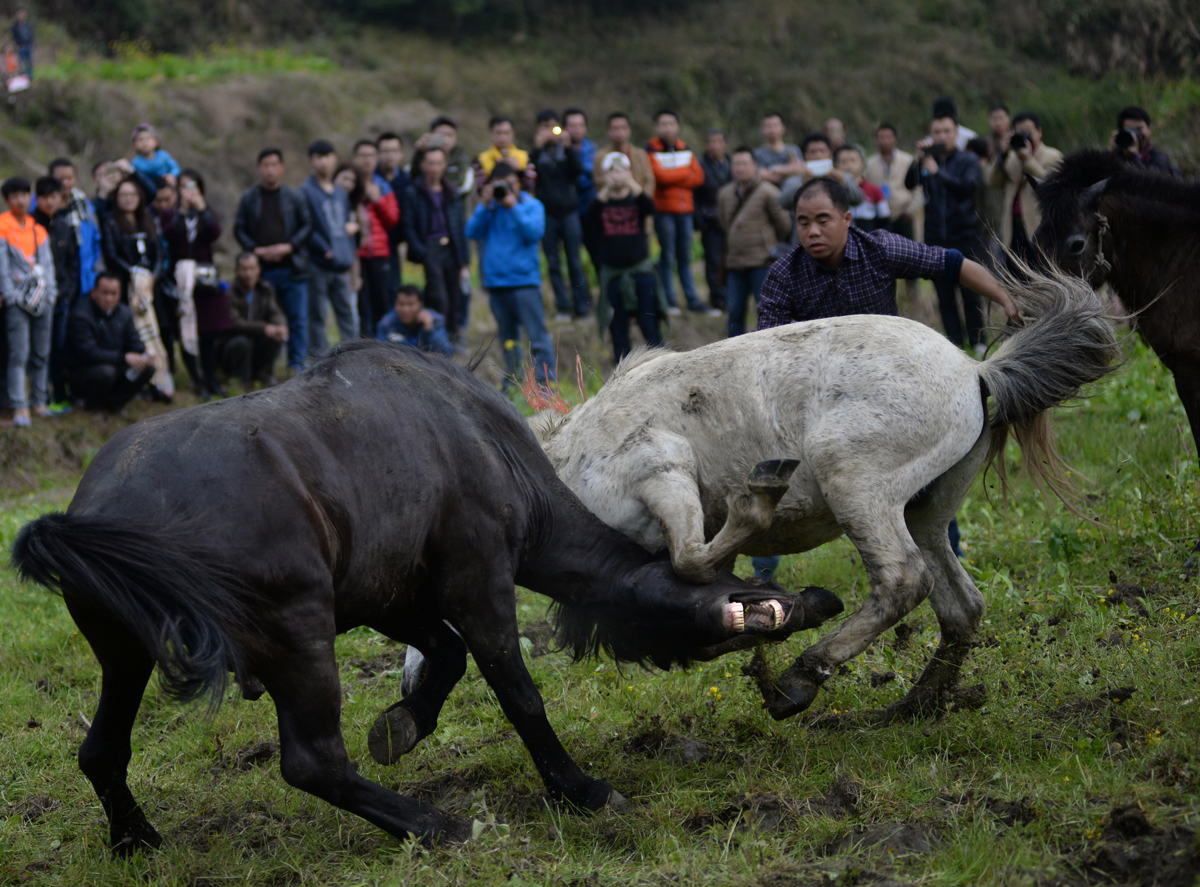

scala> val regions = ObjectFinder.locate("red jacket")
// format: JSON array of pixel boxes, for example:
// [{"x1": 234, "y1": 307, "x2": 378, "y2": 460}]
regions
[
  {"x1": 358, "y1": 185, "x2": 400, "y2": 259},
  {"x1": 646, "y1": 137, "x2": 705, "y2": 215}
]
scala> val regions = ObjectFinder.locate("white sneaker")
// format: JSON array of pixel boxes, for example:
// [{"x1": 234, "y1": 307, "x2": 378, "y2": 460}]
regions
[
  {"x1": 703, "y1": 308, "x2": 723, "y2": 318},
  {"x1": 554, "y1": 312, "x2": 571, "y2": 323},
  {"x1": 666, "y1": 306, "x2": 682, "y2": 316}
]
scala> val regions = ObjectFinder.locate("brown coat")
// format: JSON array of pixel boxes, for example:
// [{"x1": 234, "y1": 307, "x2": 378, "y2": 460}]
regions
[
  {"x1": 227, "y1": 279, "x2": 288, "y2": 338},
  {"x1": 987, "y1": 142, "x2": 1063, "y2": 246},
  {"x1": 594, "y1": 144, "x2": 656, "y2": 198},
  {"x1": 716, "y1": 178, "x2": 791, "y2": 270}
]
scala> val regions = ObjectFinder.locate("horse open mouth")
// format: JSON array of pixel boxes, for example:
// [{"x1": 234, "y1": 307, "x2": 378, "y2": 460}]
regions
[{"x1": 725, "y1": 599, "x2": 788, "y2": 633}]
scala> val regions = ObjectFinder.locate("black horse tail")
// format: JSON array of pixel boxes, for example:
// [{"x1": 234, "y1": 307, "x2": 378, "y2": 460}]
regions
[
  {"x1": 11, "y1": 512, "x2": 250, "y2": 708},
  {"x1": 976, "y1": 260, "x2": 1121, "y2": 506}
]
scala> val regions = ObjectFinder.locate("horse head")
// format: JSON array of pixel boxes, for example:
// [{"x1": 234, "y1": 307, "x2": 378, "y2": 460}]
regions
[{"x1": 1031, "y1": 148, "x2": 1123, "y2": 287}]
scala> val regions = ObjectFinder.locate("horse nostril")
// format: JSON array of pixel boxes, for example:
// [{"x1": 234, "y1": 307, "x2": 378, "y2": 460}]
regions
[{"x1": 1067, "y1": 235, "x2": 1087, "y2": 256}]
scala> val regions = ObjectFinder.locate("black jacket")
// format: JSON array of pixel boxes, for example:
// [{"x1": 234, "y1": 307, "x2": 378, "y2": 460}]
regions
[
  {"x1": 233, "y1": 185, "x2": 313, "y2": 277},
  {"x1": 66, "y1": 297, "x2": 145, "y2": 370},
  {"x1": 531, "y1": 144, "x2": 583, "y2": 219},
  {"x1": 402, "y1": 183, "x2": 468, "y2": 267},
  {"x1": 100, "y1": 216, "x2": 161, "y2": 287},
  {"x1": 33, "y1": 208, "x2": 80, "y2": 306},
  {"x1": 906, "y1": 149, "x2": 980, "y2": 245},
  {"x1": 695, "y1": 152, "x2": 731, "y2": 226}
]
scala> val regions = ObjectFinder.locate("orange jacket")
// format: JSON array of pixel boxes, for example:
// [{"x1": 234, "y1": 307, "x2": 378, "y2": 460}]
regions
[{"x1": 645, "y1": 137, "x2": 705, "y2": 215}]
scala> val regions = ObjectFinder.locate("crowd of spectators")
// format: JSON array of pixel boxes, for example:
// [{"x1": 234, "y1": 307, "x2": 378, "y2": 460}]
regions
[{"x1": 0, "y1": 90, "x2": 1183, "y2": 427}]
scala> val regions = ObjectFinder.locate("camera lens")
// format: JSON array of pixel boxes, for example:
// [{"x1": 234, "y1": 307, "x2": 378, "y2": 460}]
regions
[
  {"x1": 1115, "y1": 129, "x2": 1137, "y2": 150},
  {"x1": 1009, "y1": 132, "x2": 1028, "y2": 151}
]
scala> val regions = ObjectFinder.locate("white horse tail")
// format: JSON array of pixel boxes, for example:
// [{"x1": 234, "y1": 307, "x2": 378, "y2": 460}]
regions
[{"x1": 976, "y1": 261, "x2": 1120, "y2": 505}]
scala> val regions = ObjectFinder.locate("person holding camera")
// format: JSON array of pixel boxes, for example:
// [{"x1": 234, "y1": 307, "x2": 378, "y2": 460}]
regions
[
  {"x1": 531, "y1": 109, "x2": 588, "y2": 321},
  {"x1": 465, "y1": 162, "x2": 556, "y2": 390},
  {"x1": 905, "y1": 113, "x2": 987, "y2": 355},
  {"x1": 1110, "y1": 106, "x2": 1180, "y2": 176},
  {"x1": 987, "y1": 111, "x2": 1062, "y2": 265}
]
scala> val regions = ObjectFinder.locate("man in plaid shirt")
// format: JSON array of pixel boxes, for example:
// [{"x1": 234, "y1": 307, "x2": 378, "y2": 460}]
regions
[
  {"x1": 751, "y1": 177, "x2": 1019, "y2": 577},
  {"x1": 757, "y1": 177, "x2": 1018, "y2": 329}
]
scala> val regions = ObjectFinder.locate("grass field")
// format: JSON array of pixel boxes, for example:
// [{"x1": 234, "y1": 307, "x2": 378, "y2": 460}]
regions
[{"x1": 1, "y1": 332, "x2": 1198, "y2": 887}]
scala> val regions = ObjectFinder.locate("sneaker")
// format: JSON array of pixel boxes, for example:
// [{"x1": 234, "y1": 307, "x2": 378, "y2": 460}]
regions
[
  {"x1": 972, "y1": 342, "x2": 988, "y2": 359},
  {"x1": 554, "y1": 312, "x2": 572, "y2": 323},
  {"x1": 12, "y1": 408, "x2": 31, "y2": 427},
  {"x1": 36, "y1": 402, "x2": 72, "y2": 417},
  {"x1": 665, "y1": 306, "x2": 682, "y2": 316},
  {"x1": 703, "y1": 308, "x2": 723, "y2": 318}
]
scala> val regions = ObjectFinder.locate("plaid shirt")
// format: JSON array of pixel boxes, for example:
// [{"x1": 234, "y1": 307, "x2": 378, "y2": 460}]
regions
[{"x1": 757, "y1": 227, "x2": 958, "y2": 329}]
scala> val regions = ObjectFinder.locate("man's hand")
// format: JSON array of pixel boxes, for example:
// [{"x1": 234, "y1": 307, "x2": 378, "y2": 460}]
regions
[
  {"x1": 417, "y1": 308, "x2": 435, "y2": 331},
  {"x1": 960, "y1": 258, "x2": 1022, "y2": 324},
  {"x1": 1016, "y1": 143, "x2": 1034, "y2": 165},
  {"x1": 264, "y1": 324, "x2": 288, "y2": 342},
  {"x1": 125, "y1": 352, "x2": 151, "y2": 372},
  {"x1": 500, "y1": 189, "x2": 518, "y2": 209},
  {"x1": 364, "y1": 180, "x2": 382, "y2": 203},
  {"x1": 481, "y1": 182, "x2": 495, "y2": 207}
]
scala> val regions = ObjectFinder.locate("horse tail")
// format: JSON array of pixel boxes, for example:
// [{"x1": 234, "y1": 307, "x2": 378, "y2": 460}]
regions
[
  {"x1": 11, "y1": 512, "x2": 249, "y2": 708},
  {"x1": 976, "y1": 262, "x2": 1120, "y2": 506}
]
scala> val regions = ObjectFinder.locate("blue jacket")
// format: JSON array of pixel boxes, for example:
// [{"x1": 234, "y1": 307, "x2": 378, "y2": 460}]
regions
[
  {"x1": 31, "y1": 190, "x2": 101, "y2": 298},
  {"x1": 300, "y1": 175, "x2": 355, "y2": 273},
  {"x1": 376, "y1": 308, "x2": 454, "y2": 357},
  {"x1": 465, "y1": 193, "x2": 545, "y2": 289},
  {"x1": 575, "y1": 137, "x2": 597, "y2": 214}
]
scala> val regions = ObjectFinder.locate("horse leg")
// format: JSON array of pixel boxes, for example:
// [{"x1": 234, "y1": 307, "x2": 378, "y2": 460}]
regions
[
  {"x1": 887, "y1": 433, "x2": 990, "y2": 720},
  {"x1": 1167, "y1": 363, "x2": 1200, "y2": 568},
  {"x1": 759, "y1": 505, "x2": 933, "y2": 721},
  {"x1": 63, "y1": 594, "x2": 161, "y2": 857},
  {"x1": 368, "y1": 621, "x2": 468, "y2": 765},
  {"x1": 259, "y1": 606, "x2": 470, "y2": 844},
  {"x1": 450, "y1": 579, "x2": 621, "y2": 812},
  {"x1": 638, "y1": 458, "x2": 801, "y2": 584}
]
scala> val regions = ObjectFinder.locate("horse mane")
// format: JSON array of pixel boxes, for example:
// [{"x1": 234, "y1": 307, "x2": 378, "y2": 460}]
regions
[
  {"x1": 549, "y1": 599, "x2": 696, "y2": 672},
  {"x1": 609, "y1": 344, "x2": 672, "y2": 381},
  {"x1": 528, "y1": 410, "x2": 569, "y2": 445}
]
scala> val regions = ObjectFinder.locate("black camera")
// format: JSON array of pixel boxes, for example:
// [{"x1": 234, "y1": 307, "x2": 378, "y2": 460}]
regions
[
  {"x1": 925, "y1": 142, "x2": 947, "y2": 160},
  {"x1": 492, "y1": 181, "x2": 509, "y2": 200},
  {"x1": 1009, "y1": 132, "x2": 1029, "y2": 151},
  {"x1": 1115, "y1": 128, "x2": 1143, "y2": 151}
]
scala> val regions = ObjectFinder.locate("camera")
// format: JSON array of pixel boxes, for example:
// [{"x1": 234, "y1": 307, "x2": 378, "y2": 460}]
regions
[
  {"x1": 492, "y1": 181, "x2": 509, "y2": 201},
  {"x1": 924, "y1": 142, "x2": 947, "y2": 160},
  {"x1": 1115, "y1": 128, "x2": 1143, "y2": 151},
  {"x1": 552, "y1": 125, "x2": 562, "y2": 136},
  {"x1": 1009, "y1": 132, "x2": 1029, "y2": 151}
]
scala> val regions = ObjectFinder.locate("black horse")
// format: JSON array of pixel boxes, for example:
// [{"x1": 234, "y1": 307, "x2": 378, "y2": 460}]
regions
[
  {"x1": 1032, "y1": 149, "x2": 1200, "y2": 562},
  {"x1": 12, "y1": 341, "x2": 841, "y2": 855}
]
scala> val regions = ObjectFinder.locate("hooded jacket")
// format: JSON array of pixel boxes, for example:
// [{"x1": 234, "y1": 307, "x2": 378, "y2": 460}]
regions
[{"x1": 645, "y1": 136, "x2": 705, "y2": 216}]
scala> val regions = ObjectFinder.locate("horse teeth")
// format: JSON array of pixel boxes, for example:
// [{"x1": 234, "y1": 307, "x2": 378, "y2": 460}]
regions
[
  {"x1": 769, "y1": 600, "x2": 784, "y2": 629},
  {"x1": 727, "y1": 603, "x2": 745, "y2": 632}
]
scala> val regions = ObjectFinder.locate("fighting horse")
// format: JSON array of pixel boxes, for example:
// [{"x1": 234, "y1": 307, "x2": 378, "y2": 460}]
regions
[{"x1": 12, "y1": 341, "x2": 831, "y2": 854}]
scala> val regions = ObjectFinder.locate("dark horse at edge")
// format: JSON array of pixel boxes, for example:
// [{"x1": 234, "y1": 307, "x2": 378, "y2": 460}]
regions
[
  {"x1": 12, "y1": 341, "x2": 841, "y2": 855},
  {"x1": 1032, "y1": 149, "x2": 1200, "y2": 563}
]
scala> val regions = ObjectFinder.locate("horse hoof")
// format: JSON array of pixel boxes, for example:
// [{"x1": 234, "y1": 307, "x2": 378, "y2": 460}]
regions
[
  {"x1": 607, "y1": 788, "x2": 627, "y2": 810},
  {"x1": 110, "y1": 826, "x2": 163, "y2": 858},
  {"x1": 748, "y1": 458, "x2": 801, "y2": 490},
  {"x1": 368, "y1": 705, "x2": 422, "y2": 765},
  {"x1": 763, "y1": 677, "x2": 821, "y2": 721},
  {"x1": 798, "y1": 586, "x2": 845, "y2": 627}
]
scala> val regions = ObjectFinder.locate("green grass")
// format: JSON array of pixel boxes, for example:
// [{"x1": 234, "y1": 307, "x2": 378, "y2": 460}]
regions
[
  {"x1": 1, "y1": 337, "x2": 1198, "y2": 886},
  {"x1": 37, "y1": 39, "x2": 336, "y2": 83}
]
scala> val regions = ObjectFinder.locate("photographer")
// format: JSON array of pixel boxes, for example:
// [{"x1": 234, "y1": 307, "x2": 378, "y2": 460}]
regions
[
  {"x1": 531, "y1": 109, "x2": 588, "y2": 320},
  {"x1": 987, "y1": 111, "x2": 1062, "y2": 264},
  {"x1": 1110, "y1": 106, "x2": 1180, "y2": 176},
  {"x1": 905, "y1": 113, "x2": 987, "y2": 354}
]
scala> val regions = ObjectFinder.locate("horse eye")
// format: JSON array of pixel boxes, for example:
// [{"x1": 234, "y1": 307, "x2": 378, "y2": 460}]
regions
[{"x1": 1066, "y1": 235, "x2": 1087, "y2": 256}]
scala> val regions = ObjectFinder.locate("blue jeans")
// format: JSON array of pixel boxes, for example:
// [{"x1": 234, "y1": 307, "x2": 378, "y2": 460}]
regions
[
  {"x1": 488, "y1": 285, "x2": 556, "y2": 389},
  {"x1": 5, "y1": 304, "x2": 52, "y2": 410},
  {"x1": 654, "y1": 212, "x2": 701, "y2": 310},
  {"x1": 18, "y1": 45, "x2": 32, "y2": 78},
  {"x1": 726, "y1": 266, "x2": 770, "y2": 337},
  {"x1": 544, "y1": 213, "x2": 589, "y2": 316},
  {"x1": 263, "y1": 267, "x2": 309, "y2": 371},
  {"x1": 308, "y1": 265, "x2": 358, "y2": 358}
]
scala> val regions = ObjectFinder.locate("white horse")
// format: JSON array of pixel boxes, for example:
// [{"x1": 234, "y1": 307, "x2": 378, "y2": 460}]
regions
[{"x1": 406, "y1": 270, "x2": 1116, "y2": 722}]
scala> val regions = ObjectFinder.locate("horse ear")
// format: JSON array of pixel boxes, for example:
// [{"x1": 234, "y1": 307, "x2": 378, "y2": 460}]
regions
[
  {"x1": 1080, "y1": 177, "x2": 1110, "y2": 210},
  {"x1": 1024, "y1": 172, "x2": 1043, "y2": 192}
]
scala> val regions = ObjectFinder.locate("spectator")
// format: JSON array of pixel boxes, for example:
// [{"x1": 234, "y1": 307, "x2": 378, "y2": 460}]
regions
[
  {"x1": 933, "y1": 97, "x2": 978, "y2": 151},
  {"x1": 11, "y1": 8, "x2": 32, "y2": 79},
  {"x1": 100, "y1": 176, "x2": 160, "y2": 298},
  {"x1": 164, "y1": 168, "x2": 227, "y2": 398},
  {"x1": 835, "y1": 145, "x2": 890, "y2": 232},
  {"x1": 349, "y1": 138, "x2": 401, "y2": 339},
  {"x1": 465, "y1": 162, "x2": 556, "y2": 389},
  {"x1": 91, "y1": 159, "x2": 126, "y2": 220},
  {"x1": 824, "y1": 118, "x2": 847, "y2": 151},
  {"x1": 31, "y1": 175, "x2": 77, "y2": 409},
  {"x1": 1111, "y1": 105, "x2": 1180, "y2": 175},
  {"x1": 47, "y1": 158, "x2": 102, "y2": 296},
  {"x1": 302, "y1": 140, "x2": 359, "y2": 357},
  {"x1": 222, "y1": 252, "x2": 288, "y2": 386},
  {"x1": 584, "y1": 154, "x2": 662, "y2": 364},
  {"x1": 905, "y1": 113, "x2": 987, "y2": 353},
  {"x1": 377, "y1": 131, "x2": 410, "y2": 298},
  {"x1": 402, "y1": 145, "x2": 469, "y2": 338},
  {"x1": 646, "y1": 109, "x2": 713, "y2": 315},
  {"x1": 986, "y1": 104, "x2": 1012, "y2": 161},
  {"x1": 475, "y1": 116, "x2": 531, "y2": 189},
  {"x1": 594, "y1": 112, "x2": 655, "y2": 198},
  {"x1": 979, "y1": 105, "x2": 1013, "y2": 269},
  {"x1": 778, "y1": 132, "x2": 864, "y2": 207},
  {"x1": 376, "y1": 284, "x2": 454, "y2": 357},
  {"x1": 988, "y1": 111, "x2": 1063, "y2": 265},
  {"x1": 865, "y1": 124, "x2": 916, "y2": 239},
  {"x1": 149, "y1": 177, "x2": 181, "y2": 375},
  {"x1": 65, "y1": 272, "x2": 152, "y2": 411},
  {"x1": 717, "y1": 147, "x2": 791, "y2": 338},
  {"x1": 531, "y1": 109, "x2": 588, "y2": 321},
  {"x1": 415, "y1": 116, "x2": 474, "y2": 196},
  {"x1": 754, "y1": 112, "x2": 804, "y2": 185},
  {"x1": 130, "y1": 125, "x2": 179, "y2": 188},
  {"x1": 234, "y1": 148, "x2": 312, "y2": 374},
  {"x1": 564, "y1": 108, "x2": 597, "y2": 217},
  {"x1": 1, "y1": 176, "x2": 56, "y2": 426},
  {"x1": 695, "y1": 128, "x2": 730, "y2": 311}
]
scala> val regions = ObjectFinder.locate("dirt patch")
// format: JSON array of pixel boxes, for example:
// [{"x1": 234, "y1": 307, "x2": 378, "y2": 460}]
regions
[
  {"x1": 936, "y1": 790, "x2": 1040, "y2": 827},
  {"x1": 826, "y1": 822, "x2": 941, "y2": 858},
  {"x1": 520, "y1": 619, "x2": 558, "y2": 659},
  {"x1": 347, "y1": 647, "x2": 407, "y2": 681},
  {"x1": 685, "y1": 792, "x2": 798, "y2": 834},
  {"x1": 623, "y1": 725, "x2": 709, "y2": 765},
  {"x1": 211, "y1": 739, "x2": 279, "y2": 775},
  {"x1": 2, "y1": 794, "x2": 61, "y2": 823},
  {"x1": 172, "y1": 801, "x2": 310, "y2": 853},
  {"x1": 1041, "y1": 804, "x2": 1200, "y2": 887},
  {"x1": 1104, "y1": 571, "x2": 1173, "y2": 618}
]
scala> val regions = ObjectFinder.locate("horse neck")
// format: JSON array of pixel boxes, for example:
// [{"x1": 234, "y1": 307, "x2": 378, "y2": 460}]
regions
[{"x1": 1103, "y1": 198, "x2": 1189, "y2": 313}]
